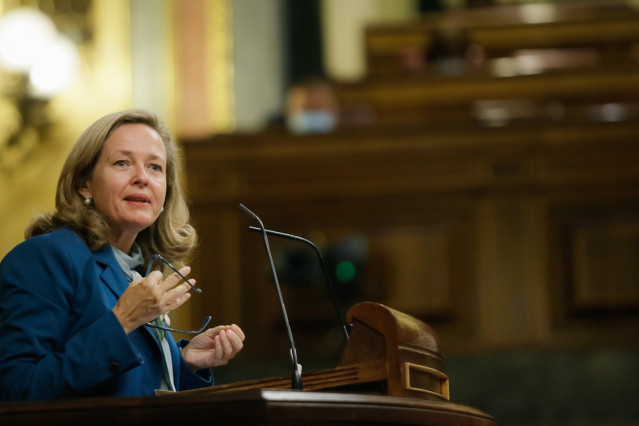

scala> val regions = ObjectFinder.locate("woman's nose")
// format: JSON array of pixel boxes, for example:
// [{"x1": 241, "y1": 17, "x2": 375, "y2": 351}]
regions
[{"x1": 132, "y1": 165, "x2": 149, "y2": 184}]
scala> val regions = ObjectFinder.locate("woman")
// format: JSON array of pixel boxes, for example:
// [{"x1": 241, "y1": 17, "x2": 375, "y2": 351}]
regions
[{"x1": 0, "y1": 109, "x2": 244, "y2": 401}]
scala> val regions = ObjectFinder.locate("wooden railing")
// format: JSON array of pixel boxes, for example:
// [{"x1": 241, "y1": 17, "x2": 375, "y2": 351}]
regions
[{"x1": 365, "y1": 1, "x2": 639, "y2": 77}]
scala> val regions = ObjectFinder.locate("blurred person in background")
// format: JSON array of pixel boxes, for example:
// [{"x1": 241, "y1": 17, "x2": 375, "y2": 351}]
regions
[{"x1": 286, "y1": 77, "x2": 340, "y2": 134}]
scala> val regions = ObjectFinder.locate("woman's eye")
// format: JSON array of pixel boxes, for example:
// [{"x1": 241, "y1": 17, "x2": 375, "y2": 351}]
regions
[
  {"x1": 114, "y1": 160, "x2": 127, "y2": 167},
  {"x1": 149, "y1": 164, "x2": 163, "y2": 172}
]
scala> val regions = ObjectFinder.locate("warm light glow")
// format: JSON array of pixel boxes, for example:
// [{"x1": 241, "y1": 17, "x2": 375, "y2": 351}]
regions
[
  {"x1": 491, "y1": 58, "x2": 517, "y2": 77},
  {"x1": 518, "y1": 4, "x2": 557, "y2": 24},
  {"x1": 601, "y1": 103, "x2": 626, "y2": 122},
  {"x1": 515, "y1": 54, "x2": 545, "y2": 75},
  {"x1": 29, "y1": 35, "x2": 80, "y2": 97},
  {"x1": 0, "y1": 6, "x2": 80, "y2": 97},
  {"x1": 0, "y1": 7, "x2": 56, "y2": 73}
]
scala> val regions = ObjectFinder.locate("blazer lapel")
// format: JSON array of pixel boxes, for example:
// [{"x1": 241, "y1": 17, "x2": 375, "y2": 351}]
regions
[
  {"x1": 92, "y1": 245, "x2": 164, "y2": 346},
  {"x1": 93, "y1": 244, "x2": 129, "y2": 299}
]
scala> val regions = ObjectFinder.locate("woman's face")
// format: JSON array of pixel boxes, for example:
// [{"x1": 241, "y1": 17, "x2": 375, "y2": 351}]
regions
[{"x1": 82, "y1": 123, "x2": 168, "y2": 240}]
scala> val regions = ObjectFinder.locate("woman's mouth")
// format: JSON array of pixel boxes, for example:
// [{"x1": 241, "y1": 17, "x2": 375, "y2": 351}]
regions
[{"x1": 125, "y1": 195, "x2": 150, "y2": 204}]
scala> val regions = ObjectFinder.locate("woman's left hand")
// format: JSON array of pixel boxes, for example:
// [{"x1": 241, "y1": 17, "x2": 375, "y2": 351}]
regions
[{"x1": 181, "y1": 324, "x2": 245, "y2": 372}]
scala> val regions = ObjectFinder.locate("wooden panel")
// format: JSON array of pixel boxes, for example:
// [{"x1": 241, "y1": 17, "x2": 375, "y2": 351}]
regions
[
  {"x1": 550, "y1": 201, "x2": 639, "y2": 314},
  {"x1": 546, "y1": 198, "x2": 639, "y2": 348},
  {"x1": 368, "y1": 227, "x2": 453, "y2": 316},
  {"x1": 572, "y1": 221, "x2": 639, "y2": 309},
  {"x1": 180, "y1": 120, "x2": 639, "y2": 360}
]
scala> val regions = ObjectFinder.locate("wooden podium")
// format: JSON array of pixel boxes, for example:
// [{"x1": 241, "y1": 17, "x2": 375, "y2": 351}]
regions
[
  {"x1": 171, "y1": 302, "x2": 452, "y2": 401},
  {"x1": 0, "y1": 303, "x2": 496, "y2": 425}
]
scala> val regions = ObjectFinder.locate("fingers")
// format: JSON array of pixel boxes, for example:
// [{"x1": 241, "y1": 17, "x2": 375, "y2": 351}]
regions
[
  {"x1": 224, "y1": 329, "x2": 244, "y2": 351},
  {"x1": 207, "y1": 325, "x2": 228, "y2": 335},
  {"x1": 207, "y1": 324, "x2": 245, "y2": 340},
  {"x1": 219, "y1": 329, "x2": 244, "y2": 357},
  {"x1": 164, "y1": 290, "x2": 191, "y2": 311},
  {"x1": 165, "y1": 279, "x2": 195, "y2": 300},
  {"x1": 147, "y1": 266, "x2": 196, "y2": 310},
  {"x1": 181, "y1": 324, "x2": 245, "y2": 370},
  {"x1": 229, "y1": 324, "x2": 245, "y2": 341},
  {"x1": 133, "y1": 270, "x2": 163, "y2": 286},
  {"x1": 160, "y1": 266, "x2": 193, "y2": 291},
  {"x1": 210, "y1": 329, "x2": 242, "y2": 365},
  {"x1": 132, "y1": 267, "x2": 195, "y2": 318},
  {"x1": 212, "y1": 334, "x2": 226, "y2": 364}
]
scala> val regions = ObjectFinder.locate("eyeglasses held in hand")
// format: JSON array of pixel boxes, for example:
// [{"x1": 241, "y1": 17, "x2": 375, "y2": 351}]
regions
[{"x1": 144, "y1": 254, "x2": 211, "y2": 334}]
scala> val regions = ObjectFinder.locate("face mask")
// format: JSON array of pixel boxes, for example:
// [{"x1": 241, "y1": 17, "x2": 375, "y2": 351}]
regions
[{"x1": 287, "y1": 111, "x2": 337, "y2": 134}]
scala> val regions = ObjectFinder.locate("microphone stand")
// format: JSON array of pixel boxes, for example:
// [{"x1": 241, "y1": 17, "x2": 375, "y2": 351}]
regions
[
  {"x1": 248, "y1": 226, "x2": 350, "y2": 342},
  {"x1": 239, "y1": 204, "x2": 303, "y2": 390}
]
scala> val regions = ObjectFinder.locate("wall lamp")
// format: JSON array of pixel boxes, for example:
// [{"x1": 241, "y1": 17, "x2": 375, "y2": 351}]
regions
[{"x1": 0, "y1": 6, "x2": 79, "y2": 173}]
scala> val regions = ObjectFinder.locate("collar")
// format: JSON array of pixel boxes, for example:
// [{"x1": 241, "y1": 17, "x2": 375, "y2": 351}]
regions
[
  {"x1": 93, "y1": 244, "x2": 130, "y2": 298},
  {"x1": 111, "y1": 243, "x2": 145, "y2": 282}
]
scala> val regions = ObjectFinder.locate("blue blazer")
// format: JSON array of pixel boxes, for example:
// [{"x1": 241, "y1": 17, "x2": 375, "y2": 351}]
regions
[{"x1": 0, "y1": 227, "x2": 213, "y2": 401}]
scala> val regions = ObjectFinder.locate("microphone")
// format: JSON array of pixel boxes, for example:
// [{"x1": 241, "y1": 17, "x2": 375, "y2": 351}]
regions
[
  {"x1": 248, "y1": 226, "x2": 350, "y2": 342},
  {"x1": 239, "y1": 204, "x2": 303, "y2": 390}
]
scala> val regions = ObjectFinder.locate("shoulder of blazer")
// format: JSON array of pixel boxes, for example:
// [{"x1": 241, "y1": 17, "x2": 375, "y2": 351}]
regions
[
  {"x1": 5, "y1": 227, "x2": 113, "y2": 274},
  {"x1": 3, "y1": 227, "x2": 121, "y2": 285},
  {"x1": 3, "y1": 227, "x2": 86, "y2": 258},
  {"x1": 41, "y1": 227, "x2": 118, "y2": 272},
  {"x1": 34, "y1": 226, "x2": 87, "y2": 245},
  {"x1": 0, "y1": 227, "x2": 100, "y2": 301},
  {"x1": 18, "y1": 227, "x2": 93, "y2": 258}
]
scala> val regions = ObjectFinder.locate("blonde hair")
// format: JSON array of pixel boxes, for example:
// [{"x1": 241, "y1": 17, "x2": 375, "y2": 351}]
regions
[{"x1": 26, "y1": 109, "x2": 197, "y2": 266}]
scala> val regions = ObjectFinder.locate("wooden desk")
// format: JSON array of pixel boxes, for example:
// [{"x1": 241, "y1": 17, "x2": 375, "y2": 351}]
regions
[
  {"x1": 0, "y1": 389, "x2": 495, "y2": 426},
  {"x1": 0, "y1": 304, "x2": 495, "y2": 425}
]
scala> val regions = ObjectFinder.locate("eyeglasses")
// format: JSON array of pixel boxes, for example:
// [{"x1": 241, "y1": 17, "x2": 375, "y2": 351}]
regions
[{"x1": 144, "y1": 254, "x2": 211, "y2": 334}]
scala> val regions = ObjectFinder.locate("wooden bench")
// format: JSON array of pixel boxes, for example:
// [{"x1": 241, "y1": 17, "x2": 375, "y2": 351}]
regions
[
  {"x1": 365, "y1": 1, "x2": 639, "y2": 77},
  {"x1": 336, "y1": 64, "x2": 639, "y2": 127}
]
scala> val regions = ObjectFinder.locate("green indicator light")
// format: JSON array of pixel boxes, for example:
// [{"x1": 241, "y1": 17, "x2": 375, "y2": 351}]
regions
[{"x1": 335, "y1": 261, "x2": 356, "y2": 282}]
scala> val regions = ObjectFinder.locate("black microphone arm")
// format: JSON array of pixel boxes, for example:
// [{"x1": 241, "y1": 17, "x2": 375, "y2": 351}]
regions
[
  {"x1": 239, "y1": 204, "x2": 303, "y2": 390},
  {"x1": 248, "y1": 226, "x2": 350, "y2": 342}
]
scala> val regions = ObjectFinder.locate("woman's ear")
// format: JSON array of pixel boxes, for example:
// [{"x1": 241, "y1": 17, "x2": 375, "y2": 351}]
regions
[{"x1": 78, "y1": 182, "x2": 91, "y2": 200}]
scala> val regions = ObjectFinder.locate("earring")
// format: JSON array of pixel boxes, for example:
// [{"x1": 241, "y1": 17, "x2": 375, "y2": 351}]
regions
[
  {"x1": 84, "y1": 196, "x2": 91, "y2": 205},
  {"x1": 161, "y1": 206, "x2": 165, "y2": 212}
]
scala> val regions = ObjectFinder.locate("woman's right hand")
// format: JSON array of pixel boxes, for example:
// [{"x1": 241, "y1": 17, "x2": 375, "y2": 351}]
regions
[{"x1": 112, "y1": 267, "x2": 195, "y2": 334}]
